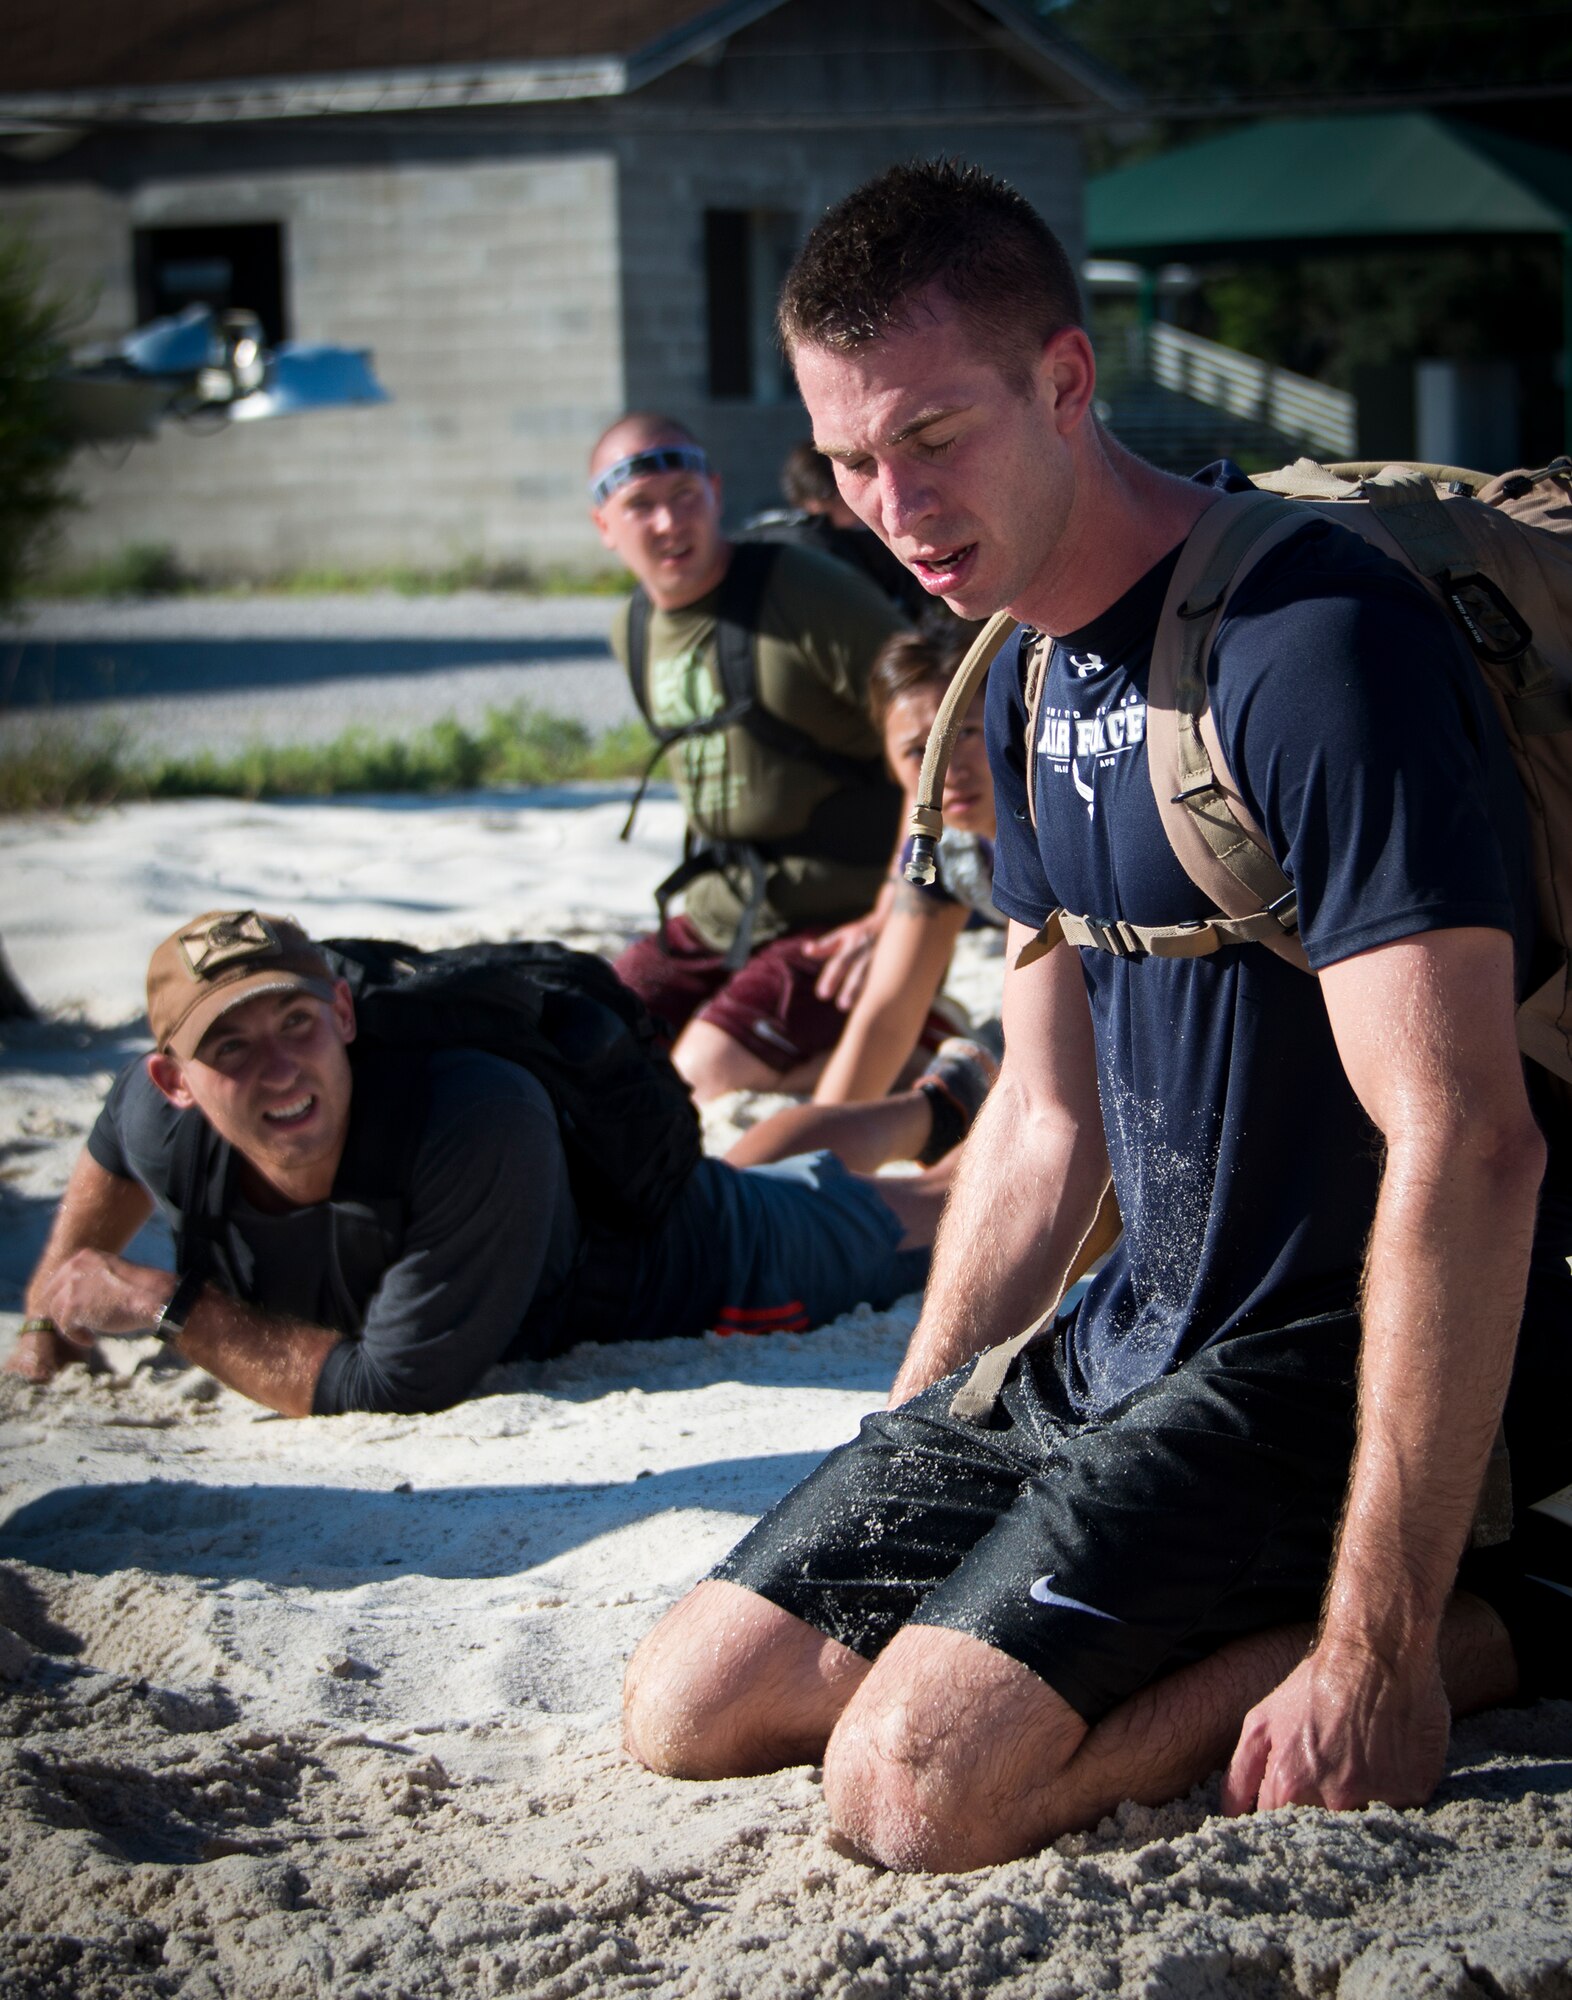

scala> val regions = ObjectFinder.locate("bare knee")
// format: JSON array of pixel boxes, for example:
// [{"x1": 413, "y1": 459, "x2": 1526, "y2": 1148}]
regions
[
  {"x1": 672, "y1": 1021, "x2": 776, "y2": 1103},
  {"x1": 824, "y1": 1702, "x2": 1069, "y2": 1874},
  {"x1": 623, "y1": 1586, "x2": 740, "y2": 1777},
  {"x1": 822, "y1": 1629, "x2": 1084, "y2": 1873},
  {"x1": 623, "y1": 1580, "x2": 863, "y2": 1780}
]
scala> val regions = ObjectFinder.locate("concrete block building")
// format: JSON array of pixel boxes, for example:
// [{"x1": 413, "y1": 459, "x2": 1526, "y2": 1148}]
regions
[{"x1": 0, "y1": 1, "x2": 1130, "y2": 577}]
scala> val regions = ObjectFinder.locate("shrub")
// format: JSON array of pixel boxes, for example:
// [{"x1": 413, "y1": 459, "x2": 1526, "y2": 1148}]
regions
[
  {"x1": 0, "y1": 229, "x2": 77, "y2": 609},
  {"x1": 0, "y1": 703, "x2": 656, "y2": 810},
  {"x1": 45, "y1": 541, "x2": 189, "y2": 597}
]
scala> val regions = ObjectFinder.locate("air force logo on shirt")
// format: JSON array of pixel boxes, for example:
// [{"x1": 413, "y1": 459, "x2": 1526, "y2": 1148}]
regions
[{"x1": 1038, "y1": 688, "x2": 1147, "y2": 817}]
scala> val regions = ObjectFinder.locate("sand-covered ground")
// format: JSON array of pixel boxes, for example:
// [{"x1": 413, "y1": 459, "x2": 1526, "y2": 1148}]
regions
[{"x1": 2, "y1": 792, "x2": 1569, "y2": 1999}]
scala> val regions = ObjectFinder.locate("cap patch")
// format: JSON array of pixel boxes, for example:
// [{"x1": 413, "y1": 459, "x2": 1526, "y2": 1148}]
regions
[{"x1": 180, "y1": 911, "x2": 281, "y2": 980}]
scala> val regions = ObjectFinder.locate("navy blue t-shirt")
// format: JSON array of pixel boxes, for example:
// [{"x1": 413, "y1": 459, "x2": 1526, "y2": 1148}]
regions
[{"x1": 987, "y1": 470, "x2": 1537, "y2": 1415}]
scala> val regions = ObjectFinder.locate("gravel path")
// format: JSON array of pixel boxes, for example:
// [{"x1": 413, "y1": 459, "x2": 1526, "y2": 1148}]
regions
[{"x1": 0, "y1": 593, "x2": 637, "y2": 754}]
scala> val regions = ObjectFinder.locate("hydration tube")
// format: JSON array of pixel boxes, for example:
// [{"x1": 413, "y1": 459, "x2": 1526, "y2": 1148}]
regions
[{"x1": 904, "y1": 609, "x2": 1019, "y2": 884}]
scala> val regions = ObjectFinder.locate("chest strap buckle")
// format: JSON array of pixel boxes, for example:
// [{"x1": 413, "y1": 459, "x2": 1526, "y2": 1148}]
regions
[{"x1": 1085, "y1": 916, "x2": 1146, "y2": 960}]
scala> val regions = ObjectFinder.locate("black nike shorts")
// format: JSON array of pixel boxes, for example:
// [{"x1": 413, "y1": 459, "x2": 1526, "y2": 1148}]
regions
[
  {"x1": 714, "y1": 1315, "x2": 1364, "y2": 1724},
  {"x1": 714, "y1": 1298, "x2": 1572, "y2": 1723}
]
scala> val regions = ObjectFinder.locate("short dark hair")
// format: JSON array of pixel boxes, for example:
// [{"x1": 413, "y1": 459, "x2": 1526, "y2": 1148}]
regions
[
  {"x1": 867, "y1": 630, "x2": 970, "y2": 735},
  {"x1": 779, "y1": 160, "x2": 1083, "y2": 386},
  {"x1": 781, "y1": 441, "x2": 838, "y2": 510}
]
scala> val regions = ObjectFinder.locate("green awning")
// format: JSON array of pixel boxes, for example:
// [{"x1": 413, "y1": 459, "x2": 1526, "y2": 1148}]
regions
[{"x1": 1088, "y1": 112, "x2": 1572, "y2": 261}]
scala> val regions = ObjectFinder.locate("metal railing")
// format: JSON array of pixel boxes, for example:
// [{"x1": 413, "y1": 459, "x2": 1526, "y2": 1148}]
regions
[{"x1": 1146, "y1": 322, "x2": 1356, "y2": 460}]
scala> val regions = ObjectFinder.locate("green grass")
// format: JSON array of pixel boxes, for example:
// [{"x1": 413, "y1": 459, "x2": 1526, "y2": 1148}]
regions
[
  {"x1": 0, "y1": 704, "x2": 656, "y2": 812},
  {"x1": 36, "y1": 545, "x2": 633, "y2": 599}
]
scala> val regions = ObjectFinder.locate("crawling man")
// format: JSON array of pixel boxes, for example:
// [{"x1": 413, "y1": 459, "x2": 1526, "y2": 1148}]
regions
[{"x1": 10, "y1": 910, "x2": 937, "y2": 1416}]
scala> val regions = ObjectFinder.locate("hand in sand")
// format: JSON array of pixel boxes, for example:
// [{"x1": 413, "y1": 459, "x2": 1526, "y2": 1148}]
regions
[
  {"x1": 1221, "y1": 1636, "x2": 1450, "y2": 1814},
  {"x1": 4, "y1": 1320, "x2": 103, "y2": 1382},
  {"x1": 803, "y1": 914, "x2": 882, "y2": 1009},
  {"x1": 37, "y1": 1249, "x2": 174, "y2": 1349}
]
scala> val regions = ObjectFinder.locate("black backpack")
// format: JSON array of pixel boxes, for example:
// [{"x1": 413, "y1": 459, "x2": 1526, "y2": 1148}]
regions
[
  {"x1": 624, "y1": 540, "x2": 891, "y2": 795},
  {"x1": 621, "y1": 539, "x2": 897, "y2": 966},
  {"x1": 319, "y1": 936, "x2": 703, "y2": 1229},
  {"x1": 161, "y1": 928, "x2": 700, "y2": 1288},
  {"x1": 164, "y1": 935, "x2": 703, "y2": 1317}
]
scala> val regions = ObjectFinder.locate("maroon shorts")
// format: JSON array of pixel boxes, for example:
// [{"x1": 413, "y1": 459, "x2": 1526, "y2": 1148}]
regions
[
  {"x1": 613, "y1": 916, "x2": 850, "y2": 1073},
  {"x1": 614, "y1": 915, "x2": 955, "y2": 1076}
]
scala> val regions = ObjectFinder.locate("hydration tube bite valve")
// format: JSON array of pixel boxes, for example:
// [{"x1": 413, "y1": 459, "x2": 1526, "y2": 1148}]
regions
[
  {"x1": 903, "y1": 610, "x2": 1019, "y2": 885},
  {"x1": 905, "y1": 806, "x2": 945, "y2": 887}
]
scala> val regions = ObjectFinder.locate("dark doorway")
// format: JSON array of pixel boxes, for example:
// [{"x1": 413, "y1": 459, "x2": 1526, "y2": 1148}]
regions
[{"x1": 134, "y1": 221, "x2": 288, "y2": 344}]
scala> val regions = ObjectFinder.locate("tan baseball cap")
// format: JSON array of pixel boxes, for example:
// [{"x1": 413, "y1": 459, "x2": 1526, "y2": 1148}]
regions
[{"x1": 147, "y1": 909, "x2": 337, "y2": 1058}]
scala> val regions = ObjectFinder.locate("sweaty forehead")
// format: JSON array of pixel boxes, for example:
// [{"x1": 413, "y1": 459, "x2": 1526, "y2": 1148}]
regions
[{"x1": 798, "y1": 350, "x2": 966, "y2": 453}]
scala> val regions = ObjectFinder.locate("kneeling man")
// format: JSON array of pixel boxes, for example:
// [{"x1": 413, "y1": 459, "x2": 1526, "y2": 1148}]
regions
[
  {"x1": 11, "y1": 910, "x2": 937, "y2": 1415},
  {"x1": 622, "y1": 161, "x2": 1572, "y2": 1867}
]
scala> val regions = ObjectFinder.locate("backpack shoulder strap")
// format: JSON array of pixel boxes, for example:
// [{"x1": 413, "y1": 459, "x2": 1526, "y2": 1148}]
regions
[
  {"x1": 321, "y1": 1045, "x2": 428, "y2": 1330},
  {"x1": 711, "y1": 538, "x2": 778, "y2": 714},
  {"x1": 625, "y1": 588, "x2": 654, "y2": 725},
  {"x1": 1021, "y1": 629, "x2": 1051, "y2": 833},
  {"x1": 164, "y1": 1100, "x2": 241, "y2": 1283},
  {"x1": 1144, "y1": 491, "x2": 1315, "y2": 973},
  {"x1": 713, "y1": 541, "x2": 887, "y2": 786},
  {"x1": 624, "y1": 555, "x2": 767, "y2": 743}
]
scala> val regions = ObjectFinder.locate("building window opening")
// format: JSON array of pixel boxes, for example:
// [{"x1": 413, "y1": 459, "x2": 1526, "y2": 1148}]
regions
[
  {"x1": 134, "y1": 222, "x2": 288, "y2": 345},
  {"x1": 705, "y1": 208, "x2": 797, "y2": 403}
]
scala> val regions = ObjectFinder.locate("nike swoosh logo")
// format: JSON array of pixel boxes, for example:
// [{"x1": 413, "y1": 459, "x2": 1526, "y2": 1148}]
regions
[
  {"x1": 1029, "y1": 1575, "x2": 1122, "y2": 1622},
  {"x1": 1525, "y1": 1572, "x2": 1572, "y2": 1602}
]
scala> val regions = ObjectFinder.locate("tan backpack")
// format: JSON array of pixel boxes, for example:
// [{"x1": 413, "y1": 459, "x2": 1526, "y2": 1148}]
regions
[
  {"x1": 1010, "y1": 458, "x2": 1572, "y2": 1099},
  {"x1": 906, "y1": 456, "x2": 1572, "y2": 1452}
]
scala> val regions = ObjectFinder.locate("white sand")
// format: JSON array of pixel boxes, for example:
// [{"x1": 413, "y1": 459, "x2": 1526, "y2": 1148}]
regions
[{"x1": 1, "y1": 793, "x2": 1568, "y2": 2000}]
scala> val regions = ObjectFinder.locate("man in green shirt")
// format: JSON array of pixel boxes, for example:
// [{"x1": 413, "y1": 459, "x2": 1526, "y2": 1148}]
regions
[{"x1": 591, "y1": 414, "x2": 911, "y2": 1101}]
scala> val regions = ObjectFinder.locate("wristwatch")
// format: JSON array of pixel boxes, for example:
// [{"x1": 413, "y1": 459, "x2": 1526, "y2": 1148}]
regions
[{"x1": 154, "y1": 1269, "x2": 205, "y2": 1344}]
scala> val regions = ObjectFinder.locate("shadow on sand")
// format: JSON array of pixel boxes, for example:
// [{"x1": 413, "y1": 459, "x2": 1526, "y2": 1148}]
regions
[
  {"x1": 0, "y1": 1455, "x2": 825, "y2": 1587},
  {"x1": 1, "y1": 635, "x2": 613, "y2": 709}
]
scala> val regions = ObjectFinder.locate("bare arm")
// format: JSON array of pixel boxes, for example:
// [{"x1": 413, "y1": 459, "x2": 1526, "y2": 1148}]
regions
[
  {"x1": 888, "y1": 921, "x2": 1109, "y2": 1404},
  {"x1": 7, "y1": 1150, "x2": 155, "y2": 1381},
  {"x1": 19, "y1": 1148, "x2": 340, "y2": 1415},
  {"x1": 801, "y1": 875, "x2": 902, "y2": 1010},
  {"x1": 40, "y1": 1244, "x2": 341, "y2": 1418},
  {"x1": 814, "y1": 884, "x2": 969, "y2": 1104},
  {"x1": 161, "y1": 1294, "x2": 339, "y2": 1418},
  {"x1": 1225, "y1": 927, "x2": 1545, "y2": 1814},
  {"x1": 26, "y1": 1149, "x2": 155, "y2": 1312}
]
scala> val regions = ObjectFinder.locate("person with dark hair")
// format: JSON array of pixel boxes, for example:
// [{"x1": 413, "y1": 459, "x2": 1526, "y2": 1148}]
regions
[
  {"x1": 623, "y1": 160, "x2": 1572, "y2": 1869},
  {"x1": 746, "y1": 441, "x2": 932, "y2": 621},
  {"x1": 8, "y1": 910, "x2": 942, "y2": 1414},
  {"x1": 780, "y1": 440, "x2": 845, "y2": 514},
  {"x1": 590, "y1": 413, "x2": 911, "y2": 1102},
  {"x1": 729, "y1": 629, "x2": 1004, "y2": 1176},
  {"x1": 774, "y1": 157, "x2": 1084, "y2": 388}
]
